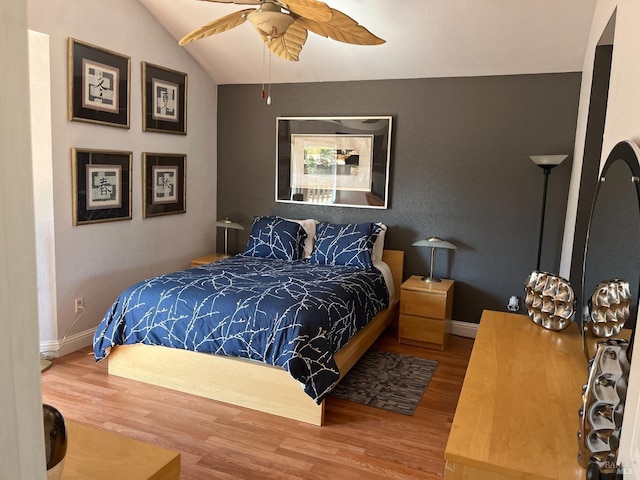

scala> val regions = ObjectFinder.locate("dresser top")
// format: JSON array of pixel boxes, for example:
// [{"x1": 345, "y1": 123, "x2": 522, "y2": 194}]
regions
[
  {"x1": 445, "y1": 310, "x2": 586, "y2": 479},
  {"x1": 64, "y1": 420, "x2": 180, "y2": 479},
  {"x1": 402, "y1": 275, "x2": 454, "y2": 294}
]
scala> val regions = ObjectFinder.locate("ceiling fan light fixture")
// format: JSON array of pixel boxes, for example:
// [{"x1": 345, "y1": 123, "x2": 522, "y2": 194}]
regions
[{"x1": 247, "y1": 9, "x2": 295, "y2": 38}]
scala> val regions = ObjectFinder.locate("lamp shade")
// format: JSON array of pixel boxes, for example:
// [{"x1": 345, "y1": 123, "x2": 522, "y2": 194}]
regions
[
  {"x1": 215, "y1": 218, "x2": 244, "y2": 230},
  {"x1": 412, "y1": 236, "x2": 457, "y2": 250},
  {"x1": 529, "y1": 155, "x2": 568, "y2": 167}
]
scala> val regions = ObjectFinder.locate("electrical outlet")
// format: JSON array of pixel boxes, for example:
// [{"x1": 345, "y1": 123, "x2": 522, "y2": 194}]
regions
[
  {"x1": 74, "y1": 297, "x2": 84, "y2": 313},
  {"x1": 507, "y1": 295, "x2": 520, "y2": 312}
]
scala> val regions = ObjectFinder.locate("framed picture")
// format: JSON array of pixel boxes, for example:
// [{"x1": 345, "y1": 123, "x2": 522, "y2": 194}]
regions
[
  {"x1": 143, "y1": 153, "x2": 186, "y2": 217},
  {"x1": 142, "y1": 62, "x2": 188, "y2": 135},
  {"x1": 68, "y1": 38, "x2": 130, "y2": 128},
  {"x1": 290, "y1": 134, "x2": 374, "y2": 192},
  {"x1": 276, "y1": 116, "x2": 393, "y2": 209},
  {"x1": 72, "y1": 148, "x2": 132, "y2": 225}
]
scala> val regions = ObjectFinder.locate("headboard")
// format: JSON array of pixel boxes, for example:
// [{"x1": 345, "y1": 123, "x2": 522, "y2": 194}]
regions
[{"x1": 381, "y1": 249, "x2": 404, "y2": 301}]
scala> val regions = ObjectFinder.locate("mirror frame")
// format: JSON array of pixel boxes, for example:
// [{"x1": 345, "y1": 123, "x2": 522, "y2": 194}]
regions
[
  {"x1": 275, "y1": 116, "x2": 393, "y2": 209},
  {"x1": 581, "y1": 139, "x2": 640, "y2": 360}
]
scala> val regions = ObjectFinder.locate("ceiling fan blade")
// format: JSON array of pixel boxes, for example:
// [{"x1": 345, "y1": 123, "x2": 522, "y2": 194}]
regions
[
  {"x1": 278, "y1": 0, "x2": 332, "y2": 22},
  {"x1": 297, "y1": 8, "x2": 385, "y2": 45},
  {"x1": 179, "y1": 8, "x2": 255, "y2": 46},
  {"x1": 197, "y1": 0, "x2": 262, "y2": 4},
  {"x1": 259, "y1": 21, "x2": 308, "y2": 61}
]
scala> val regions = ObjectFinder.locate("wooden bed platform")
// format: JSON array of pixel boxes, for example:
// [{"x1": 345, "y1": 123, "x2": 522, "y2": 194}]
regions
[{"x1": 107, "y1": 249, "x2": 404, "y2": 425}]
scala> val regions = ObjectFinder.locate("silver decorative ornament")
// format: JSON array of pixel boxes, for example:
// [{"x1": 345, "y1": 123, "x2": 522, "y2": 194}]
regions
[
  {"x1": 577, "y1": 338, "x2": 630, "y2": 473},
  {"x1": 587, "y1": 279, "x2": 632, "y2": 338},
  {"x1": 524, "y1": 271, "x2": 575, "y2": 330}
]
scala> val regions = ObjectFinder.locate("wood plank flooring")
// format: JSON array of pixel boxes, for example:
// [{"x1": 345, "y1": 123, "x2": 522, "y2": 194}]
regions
[{"x1": 41, "y1": 327, "x2": 473, "y2": 479}]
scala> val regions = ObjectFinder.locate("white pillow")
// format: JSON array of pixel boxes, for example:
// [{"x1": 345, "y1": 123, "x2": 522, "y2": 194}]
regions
[
  {"x1": 373, "y1": 258, "x2": 395, "y2": 304},
  {"x1": 286, "y1": 218, "x2": 318, "y2": 259},
  {"x1": 372, "y1": 222, "x2": 387, "y2": 262}
]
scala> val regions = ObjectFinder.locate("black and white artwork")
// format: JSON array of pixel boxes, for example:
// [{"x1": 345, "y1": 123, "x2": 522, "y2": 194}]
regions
[
  {"x1": 68, "y1": 38, "x2": 130, "y2": 128},
  {"x1": 143, "y1": 153, "x2": 186, "y2": 217},
  {"x1": 87, "y1": 164, "x2": 121, "y2": 209},
  {"x1": 72, "y1": 148, "x2": 132, "y2": 225}
]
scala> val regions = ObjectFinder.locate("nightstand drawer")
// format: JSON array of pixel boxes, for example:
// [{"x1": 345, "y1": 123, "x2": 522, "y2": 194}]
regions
[
  {"x1": 398, "y1": 313, "x2": 448, "y2": 348},
  {"x1": 400, "y1": 289, "x2": 448, "y2": 318}
]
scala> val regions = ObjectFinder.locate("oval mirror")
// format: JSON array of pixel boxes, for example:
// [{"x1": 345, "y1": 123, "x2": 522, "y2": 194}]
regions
[{"x1": 581, "y1": 140, "x2": 640, "y2": 359}]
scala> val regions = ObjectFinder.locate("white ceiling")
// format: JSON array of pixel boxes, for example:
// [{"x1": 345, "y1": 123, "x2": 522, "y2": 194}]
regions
[{"x1": 138, "y1": 0, "x2": 596, "y2": 85}]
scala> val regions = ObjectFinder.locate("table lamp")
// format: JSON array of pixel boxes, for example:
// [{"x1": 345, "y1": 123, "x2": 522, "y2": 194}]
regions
[
  {"x1": 215, "y1": 217, "x2": 244, "y2": 257},
  {"x1": 412, "y1": 236, "x2": 457, "y2": 282}
]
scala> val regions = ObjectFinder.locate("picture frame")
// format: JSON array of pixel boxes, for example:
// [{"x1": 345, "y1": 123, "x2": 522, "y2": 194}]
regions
[
  {"x1": 143, "y1": 153, "x2": 187, "y2": 218},
  {"x1": 68, "y1": 38, "x2": 130, "y2": 128},
  {"x1": 71, "y1": 148, "x2": 132, "y2": 225},
  {"x1": 290, "y1": 134, "x2": 374, "y2": 192},
  {"x1": 276, "y1": 116, "x2": 393, "y2": 209},
  {"x1": 142, "y1": 62, "x2": 188, "y2": 135}
]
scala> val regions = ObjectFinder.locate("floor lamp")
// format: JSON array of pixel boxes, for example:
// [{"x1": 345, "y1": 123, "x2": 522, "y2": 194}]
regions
[
  {"x1": 530, "y1": 154, "x2": 568, "y2": 271},
  {"x1": 215, "y1": 218, "x2": 244, "y2": 258}
]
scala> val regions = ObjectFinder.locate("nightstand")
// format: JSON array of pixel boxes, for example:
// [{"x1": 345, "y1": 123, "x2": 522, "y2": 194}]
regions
[
  {"x1": 399, "y1": 275, "x2": 454, "y2": 350},
  {"x1": 190, "y1": 252, "x2": 226, "y2": 268}
]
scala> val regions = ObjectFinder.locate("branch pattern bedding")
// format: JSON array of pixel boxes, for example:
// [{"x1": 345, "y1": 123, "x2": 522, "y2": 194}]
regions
[{"x1": 93, "y1": 217, "x2": 390, "y2": 404}]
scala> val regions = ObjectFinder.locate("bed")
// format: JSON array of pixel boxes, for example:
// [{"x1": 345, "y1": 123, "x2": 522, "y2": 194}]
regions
[{"x1": 94, "y1": 217, "x2": 403, "y2": 425}]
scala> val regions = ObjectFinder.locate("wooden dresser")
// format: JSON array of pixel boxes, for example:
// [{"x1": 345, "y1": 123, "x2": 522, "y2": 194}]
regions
[
  {"x1": 444, "y1": 310, "x2": 586, "y2": 480},
  {"x1": 63, "y1": 420, "x2": 180, "y2": 479}
]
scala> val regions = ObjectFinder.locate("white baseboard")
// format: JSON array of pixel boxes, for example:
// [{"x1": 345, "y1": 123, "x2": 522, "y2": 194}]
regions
[
  {"x1": 39, "y1": 327, "x2": 94, "y2": 358},
  {"x1": 451, "y1": 320, "x2": 479, "y2": 339}
]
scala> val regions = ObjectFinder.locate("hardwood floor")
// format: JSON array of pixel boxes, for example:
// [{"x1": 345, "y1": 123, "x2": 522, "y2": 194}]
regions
[{"x1": 41, "y1": 327, "x2": 473, "y2": 479}]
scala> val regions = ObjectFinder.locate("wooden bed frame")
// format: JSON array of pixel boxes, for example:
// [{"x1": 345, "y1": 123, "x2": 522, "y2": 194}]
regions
[{"x1": 107, "y1": 249, "x2": 404, "y2": 425}]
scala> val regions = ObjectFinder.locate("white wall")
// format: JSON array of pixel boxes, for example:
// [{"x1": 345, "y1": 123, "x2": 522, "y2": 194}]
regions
[
  {"x1": 27, "y1": 0, "x2": 218, "y2": 354},
  {"x1": 29, "y1": 30, "x2": 59, "y2": 353},
  {"x1": 0, "y1": 1, "x2": 47, "y2": 478},
  {"x1": 562, "y1": 1, "x2": 640, "y2": 476}
]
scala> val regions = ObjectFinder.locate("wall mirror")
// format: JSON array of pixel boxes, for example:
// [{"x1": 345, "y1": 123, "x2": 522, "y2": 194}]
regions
[
  {"x1": 276, "y1": 116, "x2": 392, "y2": 209},
  {"x1": 581, "y1": 140, "x2": 640, "y2": 360}
]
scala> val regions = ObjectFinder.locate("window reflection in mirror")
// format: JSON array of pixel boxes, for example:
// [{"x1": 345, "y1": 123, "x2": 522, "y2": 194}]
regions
[{"x1": 276, "y1": 117, "x2": 392, "y2": 209}]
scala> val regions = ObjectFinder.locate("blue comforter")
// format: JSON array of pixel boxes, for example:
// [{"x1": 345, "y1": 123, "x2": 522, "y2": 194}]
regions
[{"x1": 93, "y1": 255, "x2": 389, "y2": 403}]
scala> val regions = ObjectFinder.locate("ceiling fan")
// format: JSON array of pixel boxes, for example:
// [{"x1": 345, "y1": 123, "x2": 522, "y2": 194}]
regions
[{"x1": 178, "y1": 0, "x2": 386, "y2": 62}]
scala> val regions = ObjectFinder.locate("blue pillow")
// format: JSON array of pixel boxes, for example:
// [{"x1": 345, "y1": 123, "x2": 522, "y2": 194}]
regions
[
  {"x1": 243, "y1": 216, "x2": 307, "y2": 261},
  {"x1": 309, "y1": 222, "x2": 380, "y2": 269}
]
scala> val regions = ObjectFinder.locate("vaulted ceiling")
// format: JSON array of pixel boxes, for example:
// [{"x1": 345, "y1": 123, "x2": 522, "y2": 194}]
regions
[{"x1": 138, "y1": 0, "x2": 596, "y2": 85}]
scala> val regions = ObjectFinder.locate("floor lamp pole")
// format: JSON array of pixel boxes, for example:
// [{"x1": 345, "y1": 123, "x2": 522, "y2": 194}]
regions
[
  {"x1": 536, "y1": 166, "x2": 552, "y2": 271},
  {"x1": 530, "y1": 154, "x2": 568, "y2": 272}
]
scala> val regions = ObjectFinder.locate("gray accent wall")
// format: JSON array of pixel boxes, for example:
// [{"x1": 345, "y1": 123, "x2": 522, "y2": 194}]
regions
[{"x1": 217, "y1": 74, "x2": 581, "y2": 324}]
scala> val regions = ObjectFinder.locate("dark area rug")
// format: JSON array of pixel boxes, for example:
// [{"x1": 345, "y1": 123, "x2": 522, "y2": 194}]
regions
[{"x1": 330, "y1": 349, "x2": 439, "y2": 415}]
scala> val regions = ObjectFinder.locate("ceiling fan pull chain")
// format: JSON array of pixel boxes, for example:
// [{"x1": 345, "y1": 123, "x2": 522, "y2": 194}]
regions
[
  {"x1": 267, "y1": 49, "x2": 272, "y2": 105},
  {"x1": 261, "y1": 42, "x2": 266, "y2": 99}
]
